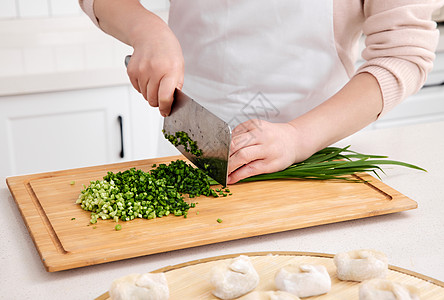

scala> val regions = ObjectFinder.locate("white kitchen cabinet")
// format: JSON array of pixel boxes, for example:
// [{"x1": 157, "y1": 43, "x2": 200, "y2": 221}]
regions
[
  {"x1": 126, "y1": 87, "x2": 179, "y2": 160},
  {"x1": 0, "y1": 86, "x2": 133, "y2": 177}
]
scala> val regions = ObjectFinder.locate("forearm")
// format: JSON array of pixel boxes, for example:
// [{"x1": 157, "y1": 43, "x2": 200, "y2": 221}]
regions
[
  {"x1": 93, "y1": 0, "x2": 167, "y2": 47},
  {"x1": 289, "y1": 72, "x2": 383, "y2": 155}
]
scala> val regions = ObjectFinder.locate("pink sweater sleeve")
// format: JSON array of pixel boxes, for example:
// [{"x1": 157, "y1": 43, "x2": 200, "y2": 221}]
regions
[
  {"x1": 356, "y1": 0, "x2": 443, "y2": 116},
  {"x1": 78, "y1": 0, "x2": 99, "y2": 27}
]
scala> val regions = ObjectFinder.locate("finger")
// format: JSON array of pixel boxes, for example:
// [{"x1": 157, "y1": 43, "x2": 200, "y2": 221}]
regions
[
  {"x1": 146, "y1": 77, "x2": 160, "y2": 107},
  {"x1": 229, "y1": 131, "x2": 257, "y2": 156},
  {"x1": 176, "y1": 73, "x2": 184, "y2": 90},
  {"x1": 232, "y1": 119, "x2": 261, "y2": 136},
  {"x1": 158, "y1": 74, "x2": 179, "y2": 117},
  {"x1": 126, "y1": 63, "x2": 142, "y2": 94},
  {"x1": 227, "y1": 159, "x2": 268, "y2": 184},
  {"x1": 228, "y1": 144, "x2": 264, "y2": 174},
  {"x1": 129, "y1": 74, "x2": 141, "y2": 94},
  {"x1": 139, "y1": 76, "x2": 150, "y2": 101}
]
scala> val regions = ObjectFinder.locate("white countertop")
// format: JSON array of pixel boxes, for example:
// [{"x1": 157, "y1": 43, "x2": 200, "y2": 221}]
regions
[{"x1": 1, "y1": 121, "x2": 444, "y2": 299}]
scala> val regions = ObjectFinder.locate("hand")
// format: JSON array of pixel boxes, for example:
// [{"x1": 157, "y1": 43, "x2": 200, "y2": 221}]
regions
[
  {"x1": 227, "y1": 119, "x2": 312, "y2": 184},
  {"x1": 126, "y1": 21, "x2": 184, "y2": 117}
]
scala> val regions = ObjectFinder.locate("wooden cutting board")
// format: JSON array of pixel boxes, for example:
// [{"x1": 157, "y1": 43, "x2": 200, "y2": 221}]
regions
[
  {"x1": 6, "y1": 155, "x2": 417, "y2": 272},
  {"x1": 95, "y1": 252, "x2": 444, "y2": 300}
]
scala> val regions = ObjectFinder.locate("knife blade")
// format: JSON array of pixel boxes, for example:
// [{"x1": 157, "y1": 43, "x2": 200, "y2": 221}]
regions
[
  {"x1": 124, "y1": 55, "x2": 232, "y2": 186},
  {"x1": 163, "y1": 89, "x2": 232, "y2": 186}
]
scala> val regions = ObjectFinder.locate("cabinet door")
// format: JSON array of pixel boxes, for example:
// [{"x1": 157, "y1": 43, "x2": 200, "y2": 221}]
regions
[
  {"x1": 127, "y1": 87, "x2": 180, "y2": 160},
  {"x1": 0, "y1": 86, "x2": 131, "y2": 177}
]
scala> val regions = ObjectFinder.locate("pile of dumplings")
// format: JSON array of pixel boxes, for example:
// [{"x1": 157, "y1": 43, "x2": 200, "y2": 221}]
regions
[{"x1": 108, "y1": 249, "x2": 421, "y2": 300}]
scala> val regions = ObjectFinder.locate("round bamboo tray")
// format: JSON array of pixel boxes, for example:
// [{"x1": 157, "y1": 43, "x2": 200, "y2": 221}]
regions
[{"x1": 96, "y1": 251, "x2": 444, "y2": 299}]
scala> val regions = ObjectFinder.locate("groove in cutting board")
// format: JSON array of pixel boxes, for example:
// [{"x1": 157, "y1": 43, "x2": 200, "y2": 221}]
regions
[
  {"x1": 24, "y1": 179, "x2": 68, "y2": 254},
  {"x1": 6, "y1": 155, "x2": 418, "y2": 272},
  {"x1": 354, "y1": 173, "x2": 393, "y2": 200}
]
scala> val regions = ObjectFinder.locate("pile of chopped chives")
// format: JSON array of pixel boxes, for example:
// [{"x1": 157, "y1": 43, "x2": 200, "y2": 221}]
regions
[{"x1": 76, "y1": 160, "x2": 222, "y2": 224}]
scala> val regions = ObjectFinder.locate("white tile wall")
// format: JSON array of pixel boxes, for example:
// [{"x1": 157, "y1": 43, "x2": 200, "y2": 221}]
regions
[
  {"x1": 1, "y1": 0, "x2": 169, "y2": 20},
  {"x1": 50, "y1": 0, "x2": 82, "y2": 17},
  {"x1": 0, "y1": 1, "x2": 169, "y2": 92},
  {"x1": 17, "y1": 0, "x2": 49, "y2": 18},
  {"x1": 23, "y1": 46, "x2": 55, "y2": 73},
  {"x1": 140, "y1": 0, "x2": 169, "y2": 12},
  {"x1": 54, "y1": 44, "x2": 85, "y2": 71},
  {"x1": 84, "y1": 43, "x2": 115, "y2": 69},
  {"x1": 0, "y1": 48, "x2": 24, "y2": 76},
  {"x1": 0, "y1": 0, "x2": 17, "y2": 19}
]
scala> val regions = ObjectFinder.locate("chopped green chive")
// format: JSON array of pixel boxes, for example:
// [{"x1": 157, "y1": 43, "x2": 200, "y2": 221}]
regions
[
  {"x1": 163, "y1": 130, "x2": 203, "y2": 157},
  {"x1": 217, "y1": 218, "x2": 223, "y2": 223},
  {"x1": 115, "y1": 224, "x2": 122, "y2": 231},
  {"x1": 70, "y1": 181, "x2": 75, "y2": 185},
  {"x1": 76, "y1": 160, "x2": 222, "y2": 224}
]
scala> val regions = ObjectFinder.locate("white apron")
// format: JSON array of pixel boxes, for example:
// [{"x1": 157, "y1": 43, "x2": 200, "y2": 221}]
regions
[{"x1": 168, "y1": 1, "x2": 350, "y2": 126}]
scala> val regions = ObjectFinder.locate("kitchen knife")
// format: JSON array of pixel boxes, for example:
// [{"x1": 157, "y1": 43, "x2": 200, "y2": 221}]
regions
[{"x1": 124, "y1": 55, "x2": 232, "y2": 186}]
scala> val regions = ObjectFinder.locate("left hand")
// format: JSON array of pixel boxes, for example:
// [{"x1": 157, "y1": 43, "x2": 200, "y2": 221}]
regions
[{"x1": 227, "y1": 119, "x2": 311, "y2": 184}]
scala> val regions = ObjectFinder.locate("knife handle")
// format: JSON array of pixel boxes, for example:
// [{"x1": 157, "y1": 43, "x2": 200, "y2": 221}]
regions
[{"x1": 124, "y1": 55, "x2": 131, "y2": 68}]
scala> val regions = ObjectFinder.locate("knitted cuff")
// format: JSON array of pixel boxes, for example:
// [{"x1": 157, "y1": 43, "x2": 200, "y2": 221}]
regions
[{"x1": 356, "y1": 57, "x2": 425, "y2": 118}]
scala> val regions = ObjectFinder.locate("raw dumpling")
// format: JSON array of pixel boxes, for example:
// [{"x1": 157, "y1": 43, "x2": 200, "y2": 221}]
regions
[
  {"x1": 239, "y1": 290, "x2": 301, "y2": 300},
  {"x1": 274, "y1": 264, "x2": 331, "y2": 298},
  {"x1": 109, "y1": 272, "x2": 169, "y2": 300},
  {"x1": 359, "y1": 278, "x2": 420, "y2": 300},
  {"x1": 210, "y1": 255, "x2": 260, "y2": 300},
  {"x1": 334, "y1": 249, "x2": 388, "y2": 282}
]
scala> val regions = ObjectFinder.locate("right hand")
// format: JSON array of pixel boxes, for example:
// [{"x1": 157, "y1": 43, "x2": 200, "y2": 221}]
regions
[{"x1": 126, "y1": 21, "x2": 184, "y2": 117}]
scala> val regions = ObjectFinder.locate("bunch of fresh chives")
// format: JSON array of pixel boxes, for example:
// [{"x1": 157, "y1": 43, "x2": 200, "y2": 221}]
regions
[{"x1": 238, "y1": 146, "x2": 425, "y2": 183}]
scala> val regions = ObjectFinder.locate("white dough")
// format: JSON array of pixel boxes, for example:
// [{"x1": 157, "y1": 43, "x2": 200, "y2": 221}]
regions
[
  {"x1": 274, "y1": 264, "x2": 331, "y2": 298},
  {"x1": 359, "y1": 278, "x2": 420, "y2": 300},
  {"x1": 239, "y1": 290, "x2": 301, "y2": 300},
  {"x1": 334, "y1": 249, "x2": 388, "y2": 282},
  {"x1": 210, "y1": 255, "x2": 260, "y2": 300},
  {"x1": 109, "y1": 272, "x2": 169, "y2": 300}
]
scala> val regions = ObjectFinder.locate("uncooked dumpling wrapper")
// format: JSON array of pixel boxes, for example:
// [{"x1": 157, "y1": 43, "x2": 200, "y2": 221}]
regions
[
  {"x1": 334, "y1": 249, "x2": 388, "y2": 282},
  {"x1": 359, "y1": 278, "x2": 420, "y2": 300},
  {"x1": 109, "y1": 272, "x2": 169, "y2": 300},
  {"x1": 210, "y1": 255, "x2": 260, "y2": 300},
  {"x1": 239, "y1": 290, "x2": 301, "y2": 300},
  {"x1": 274, "y1": 264, "x2": 331, "y2": 298}
]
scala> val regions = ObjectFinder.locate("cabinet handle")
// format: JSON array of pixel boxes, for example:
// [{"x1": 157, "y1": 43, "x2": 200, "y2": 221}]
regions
[
  {"x1": 118, "y1": 116, "x2": 124, "y2": 158},
  {"x1": 422, "y1": 81, "x2": 444, "y2": 89}
]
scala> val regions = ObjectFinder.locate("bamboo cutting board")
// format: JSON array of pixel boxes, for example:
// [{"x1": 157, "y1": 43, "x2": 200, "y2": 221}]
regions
[
  {"x1": 6, "y1": 156, "x2": 417, "y2": 272},
  {"x1": 95, "y1": 252, "x2": 444, "y2": 299}
]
